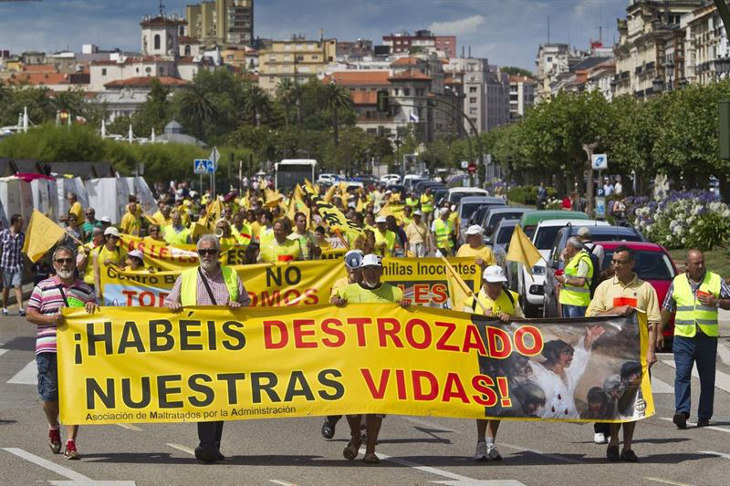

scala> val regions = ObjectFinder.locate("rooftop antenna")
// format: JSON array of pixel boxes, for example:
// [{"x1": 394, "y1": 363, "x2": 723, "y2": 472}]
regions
[{"x1": 159, "y1": 0, "x2": 165, "y2": 16}]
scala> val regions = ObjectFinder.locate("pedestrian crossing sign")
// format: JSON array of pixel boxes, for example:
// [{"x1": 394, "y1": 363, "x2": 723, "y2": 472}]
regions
[{"x1": 194, "y1": 159, "x2": 214, "y2": 174}]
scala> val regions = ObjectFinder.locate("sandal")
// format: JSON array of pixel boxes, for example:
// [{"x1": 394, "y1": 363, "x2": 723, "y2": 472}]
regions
[
  {"x1": 363, "y1": 452, "x2": 381, "y2": 464},
  {"x1": 343, "y1": 436, "x2": 362, "y2": 461}
]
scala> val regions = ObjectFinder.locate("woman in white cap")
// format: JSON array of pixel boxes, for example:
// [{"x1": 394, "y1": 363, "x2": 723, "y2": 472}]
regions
[
  {"x1": 373, "y1": 216, "x2": 396, "y2": 257},
  {"x1": 456, "y1": 225, "x2": 496, "y2": 269},
  {"x1": 93, "y1": 227, "x2": 127, "y2": 303},
  {"x1": 123, "y1": 249, "x2": 146, "y2": 272},
  {"x1": 463, "y1": 265, "x2": 522, "y2": 462}
]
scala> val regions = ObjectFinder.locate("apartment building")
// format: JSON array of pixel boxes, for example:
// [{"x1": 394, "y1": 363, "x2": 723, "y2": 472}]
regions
[
  {"x1": 509, "y1": 76, "x2": 535, "y2": 120},
  {"x1": 185, "y1": 0, "x2": 254, "y2": 47},
  {"x1": 258, "y1": 37, "x2": 337, "y2": 93}
]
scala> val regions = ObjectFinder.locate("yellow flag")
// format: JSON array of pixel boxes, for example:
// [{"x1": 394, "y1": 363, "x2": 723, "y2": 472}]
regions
[
  {"x1": 294, "y1": 184, "x2": 304, "y2": 201},
  {"x1": 324, "y1": 184, "x2": 337, "y2": 203},
  {"x1": 441, "y1": 256, "x2": 476, "y2": 312},
  {"x1": 22, "y1": 210, "x2": 68, "y2": 263},
  {"x1": 506, "y1": 224, "x2": 542, "y2": 276},
  {"x1": 202, "y1": 198, "x2": 222, "y2": 228},
  {"x1": 191, "y1": 222, "x2": 210, "y2": 238},
  {"x1": 356, "y1": 197, "x2": 363, "y2": 213}
]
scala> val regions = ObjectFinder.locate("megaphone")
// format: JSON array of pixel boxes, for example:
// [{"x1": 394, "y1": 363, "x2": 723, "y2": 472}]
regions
[{"x1": 215, "y1": 228, "x2": 224, "y2": 238}]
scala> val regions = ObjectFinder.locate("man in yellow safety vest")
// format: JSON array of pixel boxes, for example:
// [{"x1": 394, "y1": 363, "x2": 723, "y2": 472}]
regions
[
  {"x1": 556, "y1": 236, "x2": 594, "y2": 318},
  {"x1": 431, "y1": 207, "x2": 454, "y2": 257},
  {"x1": 660, "y1": 249, "x2": 730, "y2": 429}
]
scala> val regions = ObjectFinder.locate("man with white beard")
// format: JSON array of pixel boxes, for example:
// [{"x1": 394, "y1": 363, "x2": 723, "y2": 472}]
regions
[
  {"x1": 164, "y1": 234, "x2": 251, "y2": 464},
  {"x1": 26, "y1": 245, "x2": 99, "y2": 460}
]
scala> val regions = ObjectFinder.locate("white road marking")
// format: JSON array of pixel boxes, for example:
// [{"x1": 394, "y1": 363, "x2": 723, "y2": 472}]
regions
[
  {"x1": 658, "y1": 417, "x2": 730, "y2": 434},
  {"x1": 644, "y1": 478, "x2": 692, "y2": 486},
  {"x1": 651, "y1": 377, "x2": 674, "y2": 394},
  {"x1": 0, "y1": 348, "x2": 8, "y2": 357},
  {"x1": 166, "y1": 443, "x2": 195, "y2": 455},
  {"x1": 357, "y1": 447, "x2": 525, "y2": 485},
  {"x1": 400, "y1": 416, "x2": 457, "y2": 432},
  {"x1": 717, "y1": 341, "x2": 730, "y2": 365},
  {"x1": 699, "y1": 450, "x2": 730, "y2": 460},
  {"x1": 499, "y1": 442, "x2": 582, "y2": 465},
  {"x1": 50, "y1": 481, "x2": 136, "y2": 485},
  {"x1": 662, "y1": 359, "x2": 730, "y2": 394},
  {"x1": 116, "y1": 424, "x2": 143, "y2": 431},
  {"x1": 7, "y1": 359, "x2": 37, "y2": 385},
  {"x1": 270, "y1": 481, "x2": 298, "y2": 486},
  {"x1": 2, "y1": 447, "x2": 90, "y2": 481}
]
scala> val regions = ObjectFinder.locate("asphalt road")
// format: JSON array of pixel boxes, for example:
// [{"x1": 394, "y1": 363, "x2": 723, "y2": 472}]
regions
[{"x1": 2, "y1": 312, "x2": 730, "y2": 486}]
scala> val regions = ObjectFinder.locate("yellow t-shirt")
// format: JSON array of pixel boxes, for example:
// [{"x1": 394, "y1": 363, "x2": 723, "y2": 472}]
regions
[
  {"x1": 259, "y1": 238, "x2": 301, "y2": 263},
  {"x1": 456, "y1": 244, "x2": 496, "y2": 266},
  {"x1": 120, "y1": 212, "x2": 141, "y2": 236},
  {"x1": 337, "y1": 282, "x2": 403, "y2": 303},
  {"x1": 96, "y1": 244, "x2": 127, "y2": 268},
  {"x1": 586, "y1": 274, "x2": 661, "y2": 324},
  {"x1": 330, "y1": 276, "x2": 350, "y2": 298}
]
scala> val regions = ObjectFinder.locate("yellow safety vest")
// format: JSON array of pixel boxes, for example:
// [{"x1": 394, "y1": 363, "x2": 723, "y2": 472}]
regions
[
  {"x1": 433, "y1": 219, "x2": 454, "y2": 249},
  {"x1": 163, "y1": 226, "x2": 191, "y2": 246},
  {"x1": 420, "y1": 194, "x2": 434, "y2": 213},
  {"x1": 559, "y1": 250, "x2": 593, "y2": 307},
  {"x1": 467, "y1": 288, "x2": 519, "y2": 316},
  {"x1": 180, "y1": 266, "x2": 238, "y2": 306},
  {"x1": 405, "y1": 197, "x2": 419, "y2": 209},
  {"x1": 374, "y1": 229, "x2": 396, "y2": 256},
  {"x1": 232, "y1": 223, "x2": 253, "y2": 246},
  {"x1": 672, "y1": 272, "x2": 722, "y2": 338}
]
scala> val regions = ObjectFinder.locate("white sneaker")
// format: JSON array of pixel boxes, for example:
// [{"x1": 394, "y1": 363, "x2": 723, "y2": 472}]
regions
[
  {"x1": 594, "y1": 432, "x2": 607, "y2": 444},
  {"x1": 1, "y1": 308, "x2": 8, "y2": 316},
  {"x1": 474, "y1": 441, "x2": 488, "y2": 460},
  {"x1": 486, "y1": 444, "x2": 502, "y2": 460}
]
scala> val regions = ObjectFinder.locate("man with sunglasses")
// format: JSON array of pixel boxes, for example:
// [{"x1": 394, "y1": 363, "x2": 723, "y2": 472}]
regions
[
  {"x1": 586, "y1": 245, "x2": 660, "y2": 462},
  {"x1": 164, "y1": 234, "x2": 251, "y2": 464},
  {"x1": 26, "y1": 245, "x2": 99, "y2": 460}
]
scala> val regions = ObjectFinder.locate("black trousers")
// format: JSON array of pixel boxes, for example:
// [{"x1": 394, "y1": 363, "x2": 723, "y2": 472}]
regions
[
  {"x1": 198, "y1": 421, "x2": 224, "y2": 448},
  {"x1": 594, "y1": 422, "x2": 610, "y2": 435}
]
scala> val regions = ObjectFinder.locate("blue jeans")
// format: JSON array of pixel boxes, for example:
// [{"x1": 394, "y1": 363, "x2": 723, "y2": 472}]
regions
[
  {"x1": 673, "y1": 333, "x2": 717, "y2": 420},
  {"x1": 561, "y1": 304, "x2": 586, "y2": 318}
]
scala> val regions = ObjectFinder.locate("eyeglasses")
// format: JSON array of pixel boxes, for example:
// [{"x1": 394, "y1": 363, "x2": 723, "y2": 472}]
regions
[
  {"x1": 54, "y1": 258, "x2": 74, "y2": 264},
  {"x1": 612, "y1": 259, "x2": 630, "y2": 266},
  {"x1": 198, "y1": 249, "x2": 219, "y2": 256}
]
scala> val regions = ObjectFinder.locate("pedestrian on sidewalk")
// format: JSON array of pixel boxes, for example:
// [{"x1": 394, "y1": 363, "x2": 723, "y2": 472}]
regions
[
  {"x1": 1, "y1": 214, "x2": 26, "y2": 316},
  {"x1": 659, "y1": 249, "x2": 730, "y2": 429},
  {"x1": 26, "y1": 245, "x2": 99, "y2": 460}
]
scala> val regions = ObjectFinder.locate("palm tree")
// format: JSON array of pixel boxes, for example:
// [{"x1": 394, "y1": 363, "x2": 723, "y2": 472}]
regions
[
  {"x1": 322, "y1": 82, "x2": 353, "y2": 146},
  {"x1": 243, "y1": 84, "x2": 272, "y2": 126},
  {"x1": 177, "y1": 84, "x2": 217, "y2": 139},
  {"x1": 276, "y1": 78, "x2": 298, "y2": 126}
]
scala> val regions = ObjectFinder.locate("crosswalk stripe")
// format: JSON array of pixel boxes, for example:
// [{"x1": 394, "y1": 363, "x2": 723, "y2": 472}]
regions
[
  {"x1": 659, "y1": 417, "x2": 730, "y2": 434},
  {"x1": 661, "y1": 360, "x2": 730, "y2": 394},
  {"x1": 7, "y1": 360, "x2": 36, "y2": 385},
  {"x1": 0, "y1": 349, "x2": 8, "y2": 357},
  {"x1": 651, "y1": 377, "x2": 673, "y2": 394}
]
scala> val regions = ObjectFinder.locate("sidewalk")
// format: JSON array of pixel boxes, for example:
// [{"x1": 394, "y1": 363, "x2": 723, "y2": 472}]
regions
[{"x1": 2, "y1": 282, "x2": 35, "y2": 309}]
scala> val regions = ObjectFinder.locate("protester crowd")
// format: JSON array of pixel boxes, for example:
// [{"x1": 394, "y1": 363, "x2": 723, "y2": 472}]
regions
[{"x1": 1, "y1": 175, "x2": 727, "y2": 466}]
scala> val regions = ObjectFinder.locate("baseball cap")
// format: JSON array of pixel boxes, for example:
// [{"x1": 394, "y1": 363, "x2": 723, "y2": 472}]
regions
[
  {"x1": 413, "y1": 210, "x2": 422, "y2": 216},
  {"x1": 577, "y1": 227, "x2": 591, "y2": 237},
  {"x1": 100, "y1": 216, "x2": 111, "y2": 224},
  {"x1": 375, "y1": 216, "x2": 387, "y2": 224},
  {"x1": 465, "y1": 224, "x2": 483, "y2": 236},
  {"x1": 128, "y1": 249, "x2": 144, "y2": 261},
  {"x1": 360, "y1": 254, "x2": 382, "y2": 268},
  {"x1": 482, "y1": 265, "x2": 507, "y2": 283},
  {"x1": 104, "y1": 227, "x2": 120, "y2": 237},
  {"x1": 439, "y1": 207, "x2": 449, "y2": 215},
  {"x1": 344, "y1": 250, "x2": 364, "y2": 269}
]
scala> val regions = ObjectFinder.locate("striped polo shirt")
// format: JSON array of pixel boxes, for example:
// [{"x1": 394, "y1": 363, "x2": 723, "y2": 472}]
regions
[{"x1": 27, "y1": 276, "x2": 96, "y2": 355}]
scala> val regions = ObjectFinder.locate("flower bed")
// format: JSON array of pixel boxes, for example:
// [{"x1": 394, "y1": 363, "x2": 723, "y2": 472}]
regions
[{"x1": 632, "y1": 191, "x2": 730, "y2": 250}]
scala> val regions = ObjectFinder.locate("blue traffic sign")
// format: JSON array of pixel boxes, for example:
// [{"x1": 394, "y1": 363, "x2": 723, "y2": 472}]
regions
[{"x1": 194, "y1": 159, "x2": 214, "y2": 174}]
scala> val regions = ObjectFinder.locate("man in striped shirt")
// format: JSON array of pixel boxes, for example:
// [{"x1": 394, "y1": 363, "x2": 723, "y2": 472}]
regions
[{"x1": 26, "y1": 245, "x2": 99, "y2": 460}]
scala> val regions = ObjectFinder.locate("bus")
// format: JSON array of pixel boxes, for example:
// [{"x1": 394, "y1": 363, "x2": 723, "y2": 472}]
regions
[{"x1": 275, "y1": 159, "x2": 317, "y2": 191}]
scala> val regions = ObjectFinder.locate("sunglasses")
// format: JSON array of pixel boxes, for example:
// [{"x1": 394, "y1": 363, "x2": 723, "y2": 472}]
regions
[
  {"x1": 55, "y1": 258, "x2": 74, "y2": 264},
  {"x1": 198, "y1": 249, "x2": 219, "y2": 256}
]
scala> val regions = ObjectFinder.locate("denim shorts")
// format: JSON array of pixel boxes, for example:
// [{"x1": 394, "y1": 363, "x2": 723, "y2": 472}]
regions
[
  {"x1": 2, "y1": 269, "x2": 22, "y2": 288},
  {"x1": 36, "y1": 353, "x2": 58, "y2": 402}
]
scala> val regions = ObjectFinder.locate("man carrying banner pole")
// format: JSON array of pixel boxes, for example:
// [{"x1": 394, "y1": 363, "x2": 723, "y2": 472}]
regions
[
  {"x1": 586, "y1": 245, "x2": 660, "y2": 462},
  {"x1": 463, "y1": 265, "x2": 522, "y2": 461},
  {"x1": 332, "y1": 254, "x2": 410, "y2": 464},
  {"x1": 163, "y1": 234, "x2": 251, "y2": 464}
]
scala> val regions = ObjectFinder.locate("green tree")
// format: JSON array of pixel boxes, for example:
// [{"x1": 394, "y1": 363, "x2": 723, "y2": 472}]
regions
[
  {"x1": 322, "y1": 82, "x2": 354, "y2": 146},
  {"x1": 175, "y1": 84, "x2": 217, "y2": 140},
  {"x1": 242, "y1": 84, "x2": 272, "y2": 126}
]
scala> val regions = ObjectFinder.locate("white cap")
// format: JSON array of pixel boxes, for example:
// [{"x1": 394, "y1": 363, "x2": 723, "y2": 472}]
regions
[
  {"x1": 413, "y1": 210, "x2": 422, "y2": 216},
  {"x1": 104, "y1": 227, "x2": 120, "y2": 237},
  {"x1": 577, "y1": 226, "x2": 591, "y2": 237},
  {"x1": 375, "y1": 216, "x2": 387, "y2": 224},
  {"x1": 100, "y1": 216, "x2": 111, "y2": 223},
  {"x1": 127, "y1": 249, "x2": 144, "y2": 260},
  {"x1": 360, "y1": 254, "x2": 382, "y2": 268},
  {"x1": 440, "y1": 207, "x2": 449, "y2": 215},
  {"x1": 482, "y1": 265, "x2": 507, "y2": 283},
  {"x1": 344, "y1": 250, "x2": 364, "y2": 269},
  {"x1": 465, "y1": 224, "x2": 483, "y2": 236},
  {"x1": 450, "y1": 204, "x2": 456, "y2": 211}
]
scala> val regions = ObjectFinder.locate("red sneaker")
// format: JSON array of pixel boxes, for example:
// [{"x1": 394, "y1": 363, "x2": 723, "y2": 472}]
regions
[
  {"x1": 64, "y1": 440, "x2": 80, "y2": 460},
  {"x1": 48, "y1": 429, "x2": 61, "y2": 454}
]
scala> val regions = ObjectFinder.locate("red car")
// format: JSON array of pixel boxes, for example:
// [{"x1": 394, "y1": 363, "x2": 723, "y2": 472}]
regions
[{"x1": 597, "y1": 241, "x2": 678, "y2": 348}]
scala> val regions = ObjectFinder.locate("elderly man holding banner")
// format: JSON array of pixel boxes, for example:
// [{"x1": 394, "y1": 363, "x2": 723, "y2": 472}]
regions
[{"x1": 164, "y1": 234, "x2": 251, "y2": 464}]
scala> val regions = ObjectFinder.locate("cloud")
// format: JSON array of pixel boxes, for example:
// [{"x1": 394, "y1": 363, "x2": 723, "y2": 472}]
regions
[{"x1": 428, "y1": 14, "x2": 486, "y2": 36}]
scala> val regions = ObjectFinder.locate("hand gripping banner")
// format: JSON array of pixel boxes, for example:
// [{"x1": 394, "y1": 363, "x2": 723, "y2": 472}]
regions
[{"x1": 58, "y1": 306, "x2": 654, "y2": 425}]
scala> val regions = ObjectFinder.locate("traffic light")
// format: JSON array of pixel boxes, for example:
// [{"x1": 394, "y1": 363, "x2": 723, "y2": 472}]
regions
[
  {"x1": 377, "y1": 90, "x2": 389, "y2": 113},
  {"x1": 720, "y1": 100, "x2": 730, "y2": 160}
]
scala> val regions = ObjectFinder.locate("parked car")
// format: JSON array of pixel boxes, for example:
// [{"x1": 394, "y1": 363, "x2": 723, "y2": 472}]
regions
[
  {"x1": 380, "y1": 174, "x2": 401, "y2": 185},
  {"x1": 317, "y1": 173, "x2": 340, "y2": 185},
  {"x1": 457, "y1": 196, "x2": 506, "y2": 234},
  {"x1": 543, "y1": 225, "x2": 647, "y2": 318},
  {"x1": 488, "y1": 218, "x2": 519, "y2": 271},
  {"x1": 509, "y1": 218, "x2": 607, "y2": 317},
  {"x1": 481, "y1": 207, "x2": 531, "y2": 237},
  {"x1": 445, "y1": 187, "x2": 489, "y2": 206},
  {"x1": 518, "y1": 210, "x2": 590, "y2": 239}
]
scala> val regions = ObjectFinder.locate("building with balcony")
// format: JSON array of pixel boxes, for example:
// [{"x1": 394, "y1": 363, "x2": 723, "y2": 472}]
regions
[
  {"x1": 382, "y1": 30, "x2": 457, "y2": 58},
  {"x1": 185, "y1": 0, "x2": 254, "y2": 48},
  {"x1": 445, "y1": 57, "x2": 510, "y2": 132},
  {"x1": 683, "y1": 1, "x2": 730, "y2": 87},
  {"x1": 509, "y1": 75, "x2": 535, "y2": 120},
  {"x1": 258, "y1": 37, "x2": 337, "y2": 93}
]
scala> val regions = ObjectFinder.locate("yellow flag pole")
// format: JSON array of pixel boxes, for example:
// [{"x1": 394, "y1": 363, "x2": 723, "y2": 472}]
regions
[
  {"x1": 440, "y1": 256, "x2": 489, "y2": 314},
  {"x1": 333, "y1": 229, "x2": 350, "y2": 251}
]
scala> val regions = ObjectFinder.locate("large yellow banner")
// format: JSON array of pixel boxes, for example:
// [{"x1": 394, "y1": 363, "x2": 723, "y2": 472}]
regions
[
  {"x1": 99, "y1": 257, "x2": 480, "y2": 309},
  {"x1": 58, "y1": 306, "x2": 654, "y2": 425},
  {"x1": 120, "y1": 235, "x2": 250, "y2": 271}
]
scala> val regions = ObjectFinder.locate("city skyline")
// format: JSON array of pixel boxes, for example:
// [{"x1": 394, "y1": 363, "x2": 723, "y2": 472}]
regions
[{"x1": 0, "y1": 0, "x2": 626, "y2": 70}]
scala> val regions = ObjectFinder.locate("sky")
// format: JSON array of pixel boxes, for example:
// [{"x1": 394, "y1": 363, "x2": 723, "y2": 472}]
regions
[{"x1": 0, "y1": 0, "x2": 629, "y2": 70}]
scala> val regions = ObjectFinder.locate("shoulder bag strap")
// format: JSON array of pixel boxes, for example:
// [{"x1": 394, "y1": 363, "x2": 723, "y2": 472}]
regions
[
  {"x1": 197, "y1": 267, "x2": 217, "y2": 305},
  {"x1": 56, "y1": 285, "x2": 69, "y2": 307}
]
